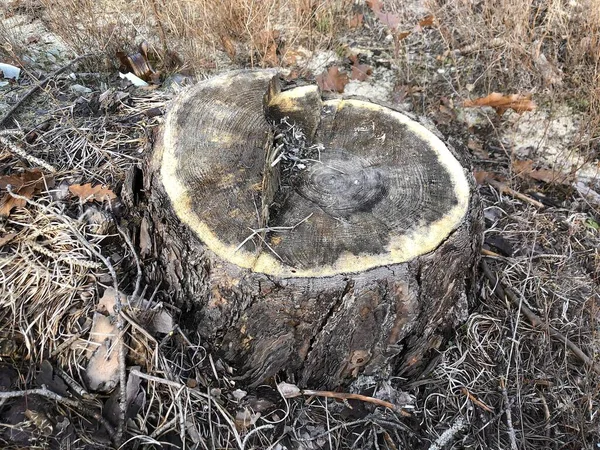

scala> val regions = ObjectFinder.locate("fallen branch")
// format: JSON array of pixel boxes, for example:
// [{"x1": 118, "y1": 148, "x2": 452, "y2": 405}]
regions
[
  {"x1": 460, "y1": 387, "x2": 494, "y2": 413},
  {"x1": 481, "y1": 260, "x2": 600, "y2": 373},
  {"x1": 0, "y1": 54, "x2": 93, "y2": 128},
  {"x1": 487, "y1": 178, "x2": 544, "y2": 209},
  {"x1": 499, "y1": 378, "x2": 518, "y2": 450},
  {"x1": 277, "y1": 382, "x2": 412, "y2": 417}
]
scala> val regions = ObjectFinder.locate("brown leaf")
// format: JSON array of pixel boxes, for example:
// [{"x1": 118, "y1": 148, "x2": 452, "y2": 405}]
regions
[
  {"x1": 116, "y1": 41, "x2": 158, "y2": 82},
  {"x1": 221, "y1": 35, "x2": 237, "y2": 61},
  {"x1": 418, "y1": 15, "x2": 435, "y2": 27},
  {"x1": 512, "y1": 159, "x2": 573, "y2": 184},
  {"x1": 69, "y1": 183, "x2": 117, "y2": 203},
  {"x1": 349, "y1": 55, "x2": 372, "y2": 81},
  {"x1": 0, "y1": 170, "x2": 52, "y2": 217},
  {"x1": 262, "y1": 43, "x2": 279, "y2": 67},
  {"x1": 376, "y1": 10, "x2": 400, "y2": 29},
  {"x1": 473, "y1": 170, "x2": 492, "y2": 185},
  {"x1": 348, "y1": 13, "x2": 364, "y2": 28},
  {"x1": 0, "y1": 232, "x2": 16, "y2": 247},
  {"x1": 316, "y1": 66, "x2": 348, "y2": 93},
  {"x1": 463, "y1": 93, "x2": 536, "y2": 116},
  {"x1": 397, "y1": 30, "x2": 412, "y2": 41}
]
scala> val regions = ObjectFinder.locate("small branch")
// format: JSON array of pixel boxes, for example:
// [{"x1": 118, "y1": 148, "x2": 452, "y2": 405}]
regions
[
  {"x1": 427, "y1": 416, "x2": 467, "y2": 450},
  {"x1": 117, "y1": 225, "x2": 142, "y2": 305},
  {"x1": 0, "y1": 132, "x2": 57, "y2": 173},
  {"x1": 481, "y1": 260, "x2": 600, "y2": 373},
  {"x1": 0, "y1": 54, "x2": 93, "y2": 128},
  {"x1": 277, "y1": 382, "x2": 411, "y2": 417},
  {"x1": 487, "y1": 178, "x2": 544, "y2": 209},
  {"x1": 499, "y1": 378, "x2": 518, "y2": 450},
  {"x1": 460, "y1": 387, "x2": 494, "y2": 413}
]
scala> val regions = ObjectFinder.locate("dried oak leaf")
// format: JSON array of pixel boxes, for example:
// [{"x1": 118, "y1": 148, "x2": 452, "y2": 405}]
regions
[
  {"x1": 316, "y1": 66, "x2": 348, "y2": 93},
  {"x1": 0, "y1": 169, "x2": 53, "y2": 217},
  {"x1": 69, "y1": 183, "x2": 117, "y2": 203},
  {"x1": 117, "y1": 40, "x2": 159, "y2": 83},
  {"x1": 463, "y1": 93, "x2": 536, "y2": 116},
  {"x1": 348, "y1": 13, "x2": 364, "y2": 28},
  {"x1": 418, "y1": 15, "x2": 435, "y2": 27},
  {"x1": 512, "y1": 159, "x2": 573, "y2": 184},
  {"x1": 349, "y1": 55, "x2": 372, "y2": 81}
]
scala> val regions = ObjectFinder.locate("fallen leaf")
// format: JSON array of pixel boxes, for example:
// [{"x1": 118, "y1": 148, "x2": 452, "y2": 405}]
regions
[
  {"x1": 316, "y1": 66, "x2": 348, "y2": 93},
  {"x1": 220, "y1": 34, "x2": 237, "y2": 61},
  {"x1": 348, "y1": 13, "x2": 364, "y2": 28},
  {"x1": 396, "y1": 30, "x2": 412, "y2": 41},
  {"x1": 376, "y1": 10, "x2": 400, "y2": 29},
  {"x1": 349, "y1": 55, "x2": 372, "y2": 81},
  {"x1": 116, "y1": 41, "x2": 159, "y2": 83},
  {"x1": 0, "y1": 232, "x2": 16, "y2": 247},
  {"x1": 463, "y1": 93, "x2": 536, "y2": 116},
  {"x1": 512, "y1": 159, "x2": 572, "y2": 184},
  {"x1": 418, "y1": 15, "x2": 435, "y2": 27},
  {"x1": 69, "y1": 183, "x2": 117, "y2": 203},
  {"x1": 0, "y1": 170, "x2": 53, "y2": 217},
  {"x1": 473, "y1": 170, "x2": 495, "y2": 185}
]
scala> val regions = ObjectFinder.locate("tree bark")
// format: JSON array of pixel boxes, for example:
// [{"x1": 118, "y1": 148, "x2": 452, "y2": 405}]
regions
[{"x1": 141, "y1": 70, "x2": 483, "y2": 388}]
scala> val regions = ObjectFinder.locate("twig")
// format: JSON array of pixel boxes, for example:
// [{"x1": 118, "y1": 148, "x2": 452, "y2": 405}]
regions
[
  {"x1": 278, "y1": 382, "x2": 411, "y2": 417},
  {"x1": 487, "y1": 178, "x2": 544, "y2": 209},
  {"x1": 499, "y1": 378, "x2": 518, "y2": 450},
  {"x1": 0, "y1": 386, "x2": 115, "y2": 439},
  {"x1": 53, "y1": 364, "x2": 93, "y2": 400},
  {"x1": 0, "y1": 54, "x2": 93, "y2": 128},
  {"x1": 0, "y1": 132, "x2": 57, "y2": 172},
  {"x1": 117, "y1": 225, "x2": 142, "y2": 305},
  {"x1": 427, "y1": 416, "x2": 468, "y2": 450},
  {"x1": 460, "y1": 387, "x2": 494, "y2": 413},
  {"x1": 481, "y1": 260, "x2": 600, "y2": 373}
]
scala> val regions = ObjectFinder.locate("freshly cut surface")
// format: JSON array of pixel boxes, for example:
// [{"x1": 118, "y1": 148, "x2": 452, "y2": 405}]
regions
[{"x1": 161, "y1": 70, "x2": 470, "y2": 277}]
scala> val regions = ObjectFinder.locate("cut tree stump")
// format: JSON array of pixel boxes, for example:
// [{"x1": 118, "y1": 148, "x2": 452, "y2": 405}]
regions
[{"x1": 143, "y1": 70, "x2": 482, "y2": 388}]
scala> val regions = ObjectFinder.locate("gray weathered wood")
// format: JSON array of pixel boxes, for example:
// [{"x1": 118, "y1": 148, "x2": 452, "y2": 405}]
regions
[{"x1": 143, "y1": 70, "x2": 482, "y2": 388}]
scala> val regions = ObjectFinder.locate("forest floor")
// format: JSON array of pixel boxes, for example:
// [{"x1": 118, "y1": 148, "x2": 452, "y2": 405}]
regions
[{"x1": 0, "y1": 0, "x2": 599, "y2": 449}]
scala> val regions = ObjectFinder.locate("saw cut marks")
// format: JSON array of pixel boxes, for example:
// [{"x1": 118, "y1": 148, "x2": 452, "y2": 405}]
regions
[{"x1": 161, "y1": 71, "x2": 470, "y2": 277}]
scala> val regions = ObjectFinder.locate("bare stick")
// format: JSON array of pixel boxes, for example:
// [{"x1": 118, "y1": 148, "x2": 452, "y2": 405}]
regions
[
  {"x1": 482, "y1": 260, "x2": 600, "y2": 373},
  {"x1": 278, "y1": 382, "x2": 411, "y2": 417},
  {"x1": 117, "y1": 225, "x2": 142, "y2": 304},
  {"x1": 487, "y1": 179, "x2": 544, "y2": 209},
  {"x1": 0, "y1": 54, "x2": 93, "y2": 128},
  {"x1": 499, "y1": 378, "x2": 518, "y2": 450}
]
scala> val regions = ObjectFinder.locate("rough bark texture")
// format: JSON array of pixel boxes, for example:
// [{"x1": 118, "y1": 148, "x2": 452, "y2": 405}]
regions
[{"x1": 141, "y1": 70, "x2": 483, "y2": 389}]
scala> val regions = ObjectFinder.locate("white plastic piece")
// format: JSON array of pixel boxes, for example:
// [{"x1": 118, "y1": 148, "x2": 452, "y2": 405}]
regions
[
  {"x1": 0, "y1": 63, "x2": 21, "y2": 80},
  {"x1": 119, "y1": 71, "x2": 148, "y2": 87}
]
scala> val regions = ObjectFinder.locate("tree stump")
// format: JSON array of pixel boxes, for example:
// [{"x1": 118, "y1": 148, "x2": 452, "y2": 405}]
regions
[{"x1": 144, "y1": 70, "x2": 482, "y2": 388}]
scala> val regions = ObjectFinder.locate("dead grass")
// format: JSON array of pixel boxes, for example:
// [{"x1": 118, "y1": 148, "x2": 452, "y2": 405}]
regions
[
  {"x1": 37, "y1": 0, "x2": 352, "y2": 73},
  {"x1": 425, "y1": 0, "x2": 600, "y2": 156},
  {"x1": 0, "y1": 0, "x2": 599, "y2": 449}
]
